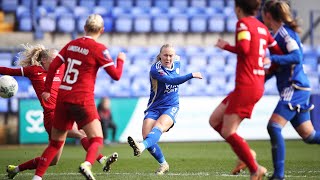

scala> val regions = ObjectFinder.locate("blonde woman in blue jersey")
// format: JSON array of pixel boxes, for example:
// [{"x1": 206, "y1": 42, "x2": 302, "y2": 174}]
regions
[
  {"x1": 127, "y1": 44, "x2": 202, "y2": 174},
  {"x1": 262, "y1": 1, "x2": 320, "y2": 179}
]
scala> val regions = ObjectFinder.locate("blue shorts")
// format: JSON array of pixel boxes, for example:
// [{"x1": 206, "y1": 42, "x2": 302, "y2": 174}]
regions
[
  {"x1": 274, "y1": 87, "x2": 312, "y2": 128},
  {"x1": 144, "y1": 106, "x2": 179, "y2": 123}
]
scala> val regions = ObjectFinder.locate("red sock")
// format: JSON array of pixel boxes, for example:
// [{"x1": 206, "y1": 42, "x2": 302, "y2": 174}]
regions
[
  {"x1": 85, "y1": 137, "x2": 103, "y2": 165},
  {"x1": 81, "y1": 137, "x2": 104, "y2": 161},
  {"x1": 18, "y1": 157, "x2": 40, "y2": 171},
  {"x1": 226, "y1": 133, "x2": 258, "y2": 174},
  {"x1": 35, "y1": 140, "x2": 64, "y2": 177}
]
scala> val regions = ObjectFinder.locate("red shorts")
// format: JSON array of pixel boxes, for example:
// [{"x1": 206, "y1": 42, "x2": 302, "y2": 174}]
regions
[
  {"x1": 53, "y1": 101, "x2": 100, "y2": 131},
  {"x1": 222, "y1": 87, "x2": 263, "y2": 119}
]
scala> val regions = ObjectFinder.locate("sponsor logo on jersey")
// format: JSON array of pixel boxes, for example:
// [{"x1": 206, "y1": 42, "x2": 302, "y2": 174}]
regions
[
  {"x1": 158, "y1": 69, "x2": 167, "y2": 76},
  {"x1": 164, "y1": 84, "x2": 178, "y2": 93},
  {"x1": 103, "y1": 49, "x2": 111, "y2": 60}
]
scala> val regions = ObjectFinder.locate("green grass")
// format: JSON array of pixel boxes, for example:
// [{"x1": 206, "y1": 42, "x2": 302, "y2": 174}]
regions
[{"x1": 0, "y1": 140, "x2": 319, "y2": 180}]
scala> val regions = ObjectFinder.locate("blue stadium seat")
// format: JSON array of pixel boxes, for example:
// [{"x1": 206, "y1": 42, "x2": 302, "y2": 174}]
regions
[
  {"x1": 114, "y1": 15, "x2": 133, "y2": 32},
  {"x1": 55, "y1": 6, "x2": 73, "y2": 17},
  {"x1": 134, "y1": 15, "x2": 152, "y2": 33},
  {"x1": 14, "y1": 76, "x2": 32, "y2": 98},
  {"x1": 57, "y1": 14, "x2": 75, "y2": 33},
  {"x1": 40, "y1": 0, "x2": 58, "y2": 8},
  {"x1": 18, "y1": 15, "x2": 33, "y2": 31},
  {"x1": 0, "y1": 98, "x2": 9, "y2": 113},
  {"x1": 304, "y1": 53, "x2": 318, "y2": 73},
  {"x1": 172, "y1": 0, "x2": 188, "y2": 8},
  {"x1": 171, "y1": 15, "x2": 189, "y2": 32},
  {"x1": 152, "y1": 15, "x2": 170, "y2": 33},
  {"x1": 208, "y1": 0, "x2": 225, "y2": 9},
  {"x1": 190, "y1": 0, "x2": 207, "y2": 7},
  {"x1": 226, "y1": 15, "x2": 237, "y2": 32},
  {"x1": 93, "y1": 6, "x2": 112, "y2": 17},
  {"x1": 39, "y1": 15, "x2": 56, "y2": 32},
  {"x1": 0, "y1": 53, "x2": 12, "y2": 67},
  {"x1": 135, "y1": 0, "x2": 152, "y2": 7},
  {"x1": 79, "y1": 0, "x2": 96, "y2": 9},
  {"x1": 264, "y1": 76, "x2": 278, "y2": 95},
  {"x1": 60, "y1": 0, "x2": 77, "y2": 9},
  {"x1": 131, "y1": 76, "x2": 149, "y2": 97},
  {"x1": 74, "y1": 6, "x2": 90, "y2": 18},
  {"x1": 97, "y1": 0, "x2": 114, "y2": 7},
  {"x1": 1, "y1": 0, "x2": 18, "y2": 12},
  {"x1": 208, "y1": 13, "x2": 225, "y2": 32},
  {"x1": 154, "y1": 0, "x2": 170, "y2": 9},
  {"x1": 116, "y1": 0, "x2": 134, "y2": 8},
  {"x1": 226, "y1": 0, "x2": 235, "y2": 7},
  {"x1": 190, "y1": 14, "x2": 207, "y2": 32},
  {"x1": 20, "y1": 0, "x2": 33, "y2": 8},
  {"x1": 103, "y1": 17, "x2": 113, "y2": 32},
  {"x1": 77, "y1": 15, "x2": 87, "y2": 33}
]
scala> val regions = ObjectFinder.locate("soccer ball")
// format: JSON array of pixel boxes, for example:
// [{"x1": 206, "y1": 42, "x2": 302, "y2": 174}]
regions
[{"x1": 0, "y1": 75, "x2": 18, "y2": 98}]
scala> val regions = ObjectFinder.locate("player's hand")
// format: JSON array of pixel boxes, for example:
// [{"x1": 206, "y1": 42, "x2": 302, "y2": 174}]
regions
[
  {"x1": 215, "y1": 38, "x2": 229, "y2": 49},
  {"x1": 117, "y1": 52, "x2": 126, "y2": 62},
  {"x1": 192, "y1": 72, "x2": 203, "y2": 79},
  {"x1": 263, "y1": 57, "x2": 271, "y2": 65},
  {"x1": 41, "y1": 92, "x2": 50, "y2": 102}
]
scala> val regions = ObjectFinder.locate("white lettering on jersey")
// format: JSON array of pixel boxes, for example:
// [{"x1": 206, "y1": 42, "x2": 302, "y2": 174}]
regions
[
  {"x1": 67, "y1": 45, "x2": 89, "y2": 55},
  {"x1": 238, "y1": 23, "x2": 248, "y2": 31},
  {"x1": 253, "y1": 69, "x2": 265, "y2": 75},
  {"x1": 164, "y1": 84, "x2": 178, "y2": 93}
]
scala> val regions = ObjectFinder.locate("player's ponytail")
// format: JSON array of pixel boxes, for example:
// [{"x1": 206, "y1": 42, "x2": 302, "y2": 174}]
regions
[
  {"x1": 263, "y1": 0, "x2": 301, "y2": 33},
  {"x1": 17, "y1": 44, "x2": 55, "y2": 67}
]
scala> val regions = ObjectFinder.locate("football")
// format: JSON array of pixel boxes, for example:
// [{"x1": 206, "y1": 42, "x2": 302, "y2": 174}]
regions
[{"x1": 0, "y1": 75, "x2": 18, "y2": 98}]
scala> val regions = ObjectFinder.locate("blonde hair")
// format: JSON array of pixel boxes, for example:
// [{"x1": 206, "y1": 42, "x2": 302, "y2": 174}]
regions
[
  {"x1": 85, "y1": 14, "x2": 104, "y2": 33},
  {"x1": 155, "y1": 44, "x2": 175, "y2": 61},
  {"x1": 17, "y1": 44, "x2": 55, "y2": 67},
  {"x1": 263, "y1": 0, "x2": 301, "y2": 33}
]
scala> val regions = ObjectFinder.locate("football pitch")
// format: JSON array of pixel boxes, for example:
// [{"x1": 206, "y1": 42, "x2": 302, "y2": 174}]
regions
[{"x1": 0, "y1": 140, "x2": 319, "y2": 180}]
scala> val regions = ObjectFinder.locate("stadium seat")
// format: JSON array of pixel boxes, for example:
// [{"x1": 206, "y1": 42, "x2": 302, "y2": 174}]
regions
[
  {"x1": 135, "y1": 0, "x2": 152, "y2": 7},
  {"x1": 93, "y1": 6, "x2": 111, "y2": 17},
  {"x1": 188, "y1": 54, "x2": 207, "y2": 67},
  {"x1": 264, "y1": 76, "x2": 278, "y2": 95},
  {"x1": 133, "y1": 15, "x2": 151, "y2": 33},
  {"x1": 14, "y1": 77, "x2": 32, "y2": 98},
  {"x1": 208, "y1": 0, "x2": 225, "y2": 9},
  {"x1": 103, "y1": 17, "x2": 113, "y2": 32},
  {"x1": 60, "y1": 0, "x2": 77, "y2": 9},
  {"x1": 79, "y1": 0, "x2": 96, "y2": 9},
  {"x1": 97, "y1": 0, "x2": 114, "y2": 7},
  {"x1": 172, "y1": 0, "x2": 188, "y2": 8},
  {"x1": 131, "y1": 75, "x2": 149, "y2": 97},
  {"x1": 208, "y1": 13, "x2": 225, "y2": 32},
  {"x1": 0, "y1": 53, "x2": 13, "y2": 67},
  {"x1": 152, "y1": 15, "x2": 170, "y2": 33},
  {"x1": 190, "y1": 0, "x2": 207, "y2": 8},
  {"x1": 20, "y1": 0, "x2": 33, "y2": 8},
  {"x1": 1, "y1": 0, "x2": 18, "y2": 12},
  {"x1": 40, "y1": 0, "x2": 58, "y2": 8},
  {"x1": 0, "y1": 98, "x2": 9, "y2": 113},
  {"x1": 190, "y1": 14, "x2": 207, "y2": 32},
  {"x1": 226, "y1": 0, "x2": 235, "y2": 7},
  {"x1": 57, "y1": 14, "x2": 75, "y2": 33},
  {"x1": 154, "y1": 0, "x2": 170, "y2": 9},
  {"x1": 114, "y1": 15, "x2": 133, "y2": 32},
  {"x1": 18, "y1": 15, "x2": 33, "y2": 31},
  {"x1": 39, "y1": 15, "x2": 56, "y2": 32},
  {"x1": 116, "y1": 0, "x2": 134, "y2": 8},
  {"x1": 226, "y1": 15, "x2": 237, "y2": 32},
  {"x1": 171, "y1": 14, "x2": 189, "y2": 33},
  {"x1": 74, "y1": 6, "x2": 90, "y2": 18}
]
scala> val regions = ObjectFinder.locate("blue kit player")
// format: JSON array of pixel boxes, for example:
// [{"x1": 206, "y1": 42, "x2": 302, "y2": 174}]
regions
[
  {"x1": 127, "y1": 44, "x2": 203, "y2": 175},
  {"x1": 262, "y1": 1, "x2": 320, "y2": 179}
]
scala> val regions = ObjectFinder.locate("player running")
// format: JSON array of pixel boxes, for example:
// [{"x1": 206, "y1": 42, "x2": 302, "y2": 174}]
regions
[{"x1": 2, "y1": 44, "x2": 118, "y2": 179}]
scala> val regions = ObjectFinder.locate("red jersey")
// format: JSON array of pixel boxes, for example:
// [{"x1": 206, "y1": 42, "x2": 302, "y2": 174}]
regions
[
  {"x1": 45, "y1": 36, "x2": 124, "y2": 105},
  {"x1": 224, "y1": 16, "x2": 278, "y2": 90},
  {"x1": 0, "y1": 65, "x2": 64, "y2": 110}
]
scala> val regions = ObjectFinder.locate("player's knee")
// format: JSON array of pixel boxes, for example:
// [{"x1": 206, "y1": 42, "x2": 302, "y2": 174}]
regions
[
  {"x1": 303, "y1": 131, "x2": 317, "y2": 144},
  {"x1": 267, "y1": 122, "x2": 282, "y2": 136}
]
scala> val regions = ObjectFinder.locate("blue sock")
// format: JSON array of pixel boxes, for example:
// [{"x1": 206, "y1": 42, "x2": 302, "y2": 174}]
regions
[
  {"x1": 147, "y1": 143, "x2": 166, "y2": 164},
  {"x1": 304, "y1": 130, "x2": 320, "y2": 144},
  {"x1": 142, "y1": 126, "x2": 162, "y2": 149},
  {"x1": 267, "y1": 122, "x2": 285, "y2": 178}
]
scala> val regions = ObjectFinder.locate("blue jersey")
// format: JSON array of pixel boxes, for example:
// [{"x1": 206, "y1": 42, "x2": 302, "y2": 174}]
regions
[
  {"x1": 145, "y1": 60, "x2": 193, "y2": 111},
  {"x1": 269, "y1": 25, "x2": 310, "y2": 93}
]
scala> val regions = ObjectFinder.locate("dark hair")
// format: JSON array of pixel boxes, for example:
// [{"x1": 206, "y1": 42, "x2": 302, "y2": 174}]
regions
[
  {"x1": 263, "y1": 0, "x2": 301, "y2": 33},
  {"x1": 235, "y1": 0, "x2": 261, "y2": 16}
]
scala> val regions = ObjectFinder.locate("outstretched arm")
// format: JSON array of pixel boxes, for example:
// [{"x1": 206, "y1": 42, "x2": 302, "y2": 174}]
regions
[
  {"x1": 151, "y1": 71, "x2": 202, "y2": 85},
  {"x1": 0, "y1": 67, "x2": 23, "y2": 76}
]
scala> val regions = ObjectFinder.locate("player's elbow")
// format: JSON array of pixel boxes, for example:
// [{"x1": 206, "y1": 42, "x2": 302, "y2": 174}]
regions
[{"x1": 111, "y1": 74, "x2": 121, "y2": 81}]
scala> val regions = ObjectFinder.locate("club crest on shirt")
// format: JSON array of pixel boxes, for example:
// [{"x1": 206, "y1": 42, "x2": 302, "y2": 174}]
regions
[
  {"x1": 103, "y1": 49, "x2": 111, "y2": 60},
  {"x1": 158, "y1": 69, "x2": 167, "y2": 76}
]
